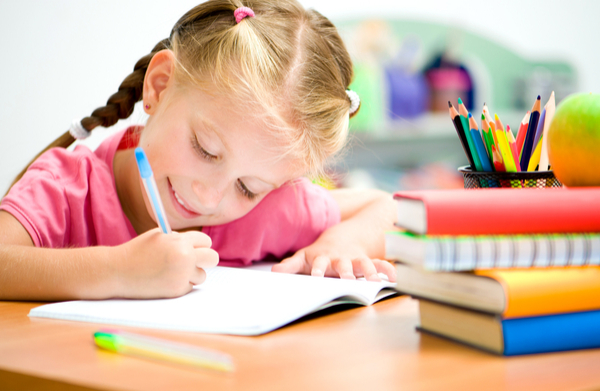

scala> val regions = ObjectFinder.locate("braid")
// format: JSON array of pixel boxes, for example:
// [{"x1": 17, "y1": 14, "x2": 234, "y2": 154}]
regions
[
  {"x1": 81, "y1": 39, "x2": 170, "y2": 131},
  {"x1": 5, "y1": 39, "x2": 170, "y2": 196}
]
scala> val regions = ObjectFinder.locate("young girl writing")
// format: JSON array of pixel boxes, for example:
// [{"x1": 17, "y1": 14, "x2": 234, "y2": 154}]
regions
[{"x1": 0, "y1": 0, "x2": 397, "y2": 301}]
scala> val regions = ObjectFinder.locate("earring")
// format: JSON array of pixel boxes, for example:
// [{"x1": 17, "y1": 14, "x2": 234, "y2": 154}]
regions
[{"x1": 145, "y1": 103, "x2": 151, "y2": 110}]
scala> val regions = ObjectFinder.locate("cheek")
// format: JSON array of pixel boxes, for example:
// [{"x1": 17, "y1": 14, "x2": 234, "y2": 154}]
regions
[{"x1": 218, "y1": 195, "x2": 263, "y2": 223}]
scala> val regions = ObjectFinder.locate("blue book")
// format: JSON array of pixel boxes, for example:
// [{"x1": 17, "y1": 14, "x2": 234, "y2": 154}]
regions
[{"x1": 417, "y1": 300, "x2": 600, "y2": 356}]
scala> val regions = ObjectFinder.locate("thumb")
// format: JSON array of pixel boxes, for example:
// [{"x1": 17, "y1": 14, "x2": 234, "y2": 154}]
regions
[{"x1": 272, "y1": 251, "x2": 308, "y2": 275}]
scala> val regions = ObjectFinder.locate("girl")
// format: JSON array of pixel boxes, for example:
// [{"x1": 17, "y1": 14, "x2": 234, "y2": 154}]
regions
[{"x1": 0, "y1": 0, "x2": 396, "y2": 301}]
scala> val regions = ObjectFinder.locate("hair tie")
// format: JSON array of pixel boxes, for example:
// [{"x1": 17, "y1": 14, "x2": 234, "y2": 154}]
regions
[
  {"x1": 69, "y1": 119, "x2": 91, "y2": 140},
  {"x1": 234, "y1": 6, "x2": 255, "y2": 23},
  {"x1": 346, "y1": 90, "x2": 360, "y2": 115}
]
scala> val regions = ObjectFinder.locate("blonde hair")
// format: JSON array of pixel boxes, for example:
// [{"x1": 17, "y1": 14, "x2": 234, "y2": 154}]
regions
[{"x1": 8, "y1": 0, "x2": 357, "y2": 192}]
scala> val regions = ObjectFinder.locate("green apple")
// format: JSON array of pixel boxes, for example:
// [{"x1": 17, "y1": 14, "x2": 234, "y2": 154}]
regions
[{"x1": 548, "y1": 92, "x2": 600, "y2": 187}]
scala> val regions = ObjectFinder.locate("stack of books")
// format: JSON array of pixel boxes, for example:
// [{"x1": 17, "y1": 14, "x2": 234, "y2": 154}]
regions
[{"x1": 386, "y1": 187, "x2": 600, "y2": 355}]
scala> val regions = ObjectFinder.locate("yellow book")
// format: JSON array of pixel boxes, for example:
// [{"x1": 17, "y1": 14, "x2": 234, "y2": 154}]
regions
[{"x1": 395, "y1": 263, "x2": 600, "y2": 318}]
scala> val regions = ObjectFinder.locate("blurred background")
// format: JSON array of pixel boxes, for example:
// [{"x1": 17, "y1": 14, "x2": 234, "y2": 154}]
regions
[{"x1": 1, "y1": 0, "x2": 598, "y2": 195}]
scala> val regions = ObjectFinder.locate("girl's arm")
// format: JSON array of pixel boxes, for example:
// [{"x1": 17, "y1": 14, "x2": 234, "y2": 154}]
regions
[
  {"x1": 272, "y1": 188, "x2": 397, "y2": 281},
  {"x1": 0, "y1": 211, "x2": 218, "y2": 301}
]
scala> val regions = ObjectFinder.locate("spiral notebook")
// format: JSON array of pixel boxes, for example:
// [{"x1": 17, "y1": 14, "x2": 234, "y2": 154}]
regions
[
  {"x1": 29, "y1": 266, "x2": 397, "y2": 336},
  {"x1": 386, "y1": 230, "x2": 600, "y2": 271}
]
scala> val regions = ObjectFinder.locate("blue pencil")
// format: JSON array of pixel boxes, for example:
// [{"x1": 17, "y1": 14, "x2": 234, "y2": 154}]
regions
[
  {"x1": 468, "y1": 114, "x2": 493, "y2": 172},
  {"x1": 520, "y1": 96, "x2": 541, "y2": 171}
]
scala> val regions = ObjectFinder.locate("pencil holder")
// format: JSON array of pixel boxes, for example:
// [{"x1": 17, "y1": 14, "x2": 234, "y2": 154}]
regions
[{"x1": 458, "y1": 166, "x2": 563, "y2": 189}]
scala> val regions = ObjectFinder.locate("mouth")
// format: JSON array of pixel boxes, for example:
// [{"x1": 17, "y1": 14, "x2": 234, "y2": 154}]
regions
[{"x1": 167, "y1": 179, "x2": 202, "y2": 219}]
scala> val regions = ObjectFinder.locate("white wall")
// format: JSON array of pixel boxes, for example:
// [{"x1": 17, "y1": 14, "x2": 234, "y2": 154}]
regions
[{"x1": 1, "y1": 0, "x2": 599, "y2": 194}]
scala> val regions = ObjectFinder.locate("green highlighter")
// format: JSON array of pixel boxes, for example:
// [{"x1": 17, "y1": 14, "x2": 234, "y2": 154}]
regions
[{"x1": 94, "y1": 329, "x2": 234, "y2": 372}]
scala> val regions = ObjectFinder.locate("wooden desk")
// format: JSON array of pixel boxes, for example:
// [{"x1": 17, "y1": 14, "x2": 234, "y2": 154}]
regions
[{"x1": 2, "y1": 297, "x2": 600, "y2": 391}]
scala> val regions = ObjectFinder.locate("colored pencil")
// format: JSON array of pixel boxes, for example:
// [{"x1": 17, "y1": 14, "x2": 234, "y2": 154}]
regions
[
  {"x1": 491, "y1": 143, "x2": 510, "y2": 187},
  {"x1": 539, "y1": 91, "x2": 556, "y2": 171},
  {"x1": 483, "y1": 102, "x2": 492, "y2": 123},
  {"x1": 458, "y1": 98, "x2": 482, "y2": 171},
  {"x1": 506, "y1": 125, "x2": 521, "y2": 172},
  {"x1": 516, "y1": 111, "x2": 530, "y2": 159},
  {"x1": 449, "y1": 101, "x2": 476, "y2": 170},
  {"x1": 528, "y1": 136, "x2": 544, "y2": 171},
  {"x1": 520, "y1": 95, "x2": 541, "y2": 171},
  {"x1": 491, "y1": 144, "x2": 505, "y2": 172},
  {"x1": 494, "y1": 113, "x2": 505, "y2": 132},
  {"x1": 481, "y1": 114, "x2": 494, "y2": 161},
  {"x1": 469, "y1": 113, "x2": 493, "y2": 172},
  {"x1": 496, "y1": 129, "x2": 517, "y2": 172},
  {"x1": 483, "y1": 103, "x2": 499, "y2": 146},
  {"x1": 532, "y1": 108, "x2": 547, "y2": 157}
]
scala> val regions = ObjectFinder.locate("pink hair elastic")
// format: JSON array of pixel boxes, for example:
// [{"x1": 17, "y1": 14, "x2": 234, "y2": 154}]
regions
[{"x1": 234, "y1": 6, "x2": 255, "y2": 23}]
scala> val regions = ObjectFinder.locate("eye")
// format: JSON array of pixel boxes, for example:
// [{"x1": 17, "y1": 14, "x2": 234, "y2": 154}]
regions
[
  {"x1": 191, "y1": 134, "x2": 217, "y2": 161},
  {"x1": 236, "y1": 179, "x2": 257, "y2": 200}
]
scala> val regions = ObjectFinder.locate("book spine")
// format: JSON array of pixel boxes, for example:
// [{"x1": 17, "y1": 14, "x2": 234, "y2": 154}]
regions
[
  {"x1": 503, "y1": 310, "x2": 600, "y2": 355},
  {"x1": 394, "y1": 189, "x2": 600, "y2": 235},
  {"x1": 425, "y1": 234, "x2": 600, "y2": 271}
]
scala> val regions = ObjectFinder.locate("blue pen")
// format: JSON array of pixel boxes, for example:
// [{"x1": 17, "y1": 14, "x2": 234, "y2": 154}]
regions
[{"x1": 135, "y1": 147, "x2": 172, "y2": 234}]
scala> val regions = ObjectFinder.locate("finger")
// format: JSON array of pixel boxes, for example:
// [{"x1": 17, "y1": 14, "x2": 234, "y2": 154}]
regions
[
  {"x1": 189, "y1": 267, "x2": 207, "y2": 286},
  {"x1": 272, "y1": 251, "x2": 309, "y2": 274},
  {"x1": 311, "y1": 255, "x2": 331, "y2": 277},
  {"x1": 373, "y1": 259, "x2": 397, "y2": 282},
  {"x1": 195, "y1": 248, "x2": 219, "y2": 269},
  {"x1": 333, "y1": 258, "x2": 356, "y2": 280},
  {"x1": 182, "y1": 230, "x2": 212, "y2": 248},
  {"x1": 353, "y1": 257, "x2": 381, "y2": 282}
]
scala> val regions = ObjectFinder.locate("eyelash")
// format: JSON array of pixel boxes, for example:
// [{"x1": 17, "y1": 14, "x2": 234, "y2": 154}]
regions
[
  {"x1": 191, "y1": 135, "x2": 217, "y2": 162},
  {"x1": 191, "y1": 134, "x2": 257, "y2": 200},
  {"x1": 236, "y1": 179, "x2": 257, "y2": 200}
]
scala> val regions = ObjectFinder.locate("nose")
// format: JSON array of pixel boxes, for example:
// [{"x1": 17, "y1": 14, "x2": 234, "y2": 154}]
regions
[{"x1": 191, "y1": 178, "x2": 227, "y2": 210}]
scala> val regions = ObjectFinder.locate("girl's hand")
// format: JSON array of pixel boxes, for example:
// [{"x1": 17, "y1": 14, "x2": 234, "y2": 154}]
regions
[
  {"x1": 272, "y1": 188, "x2": 397, "y2": 282},
  {"x1": 112, "y1": 228, "x2": 218, "y2": 298},
  {"x1": 271, "y1": 237, "x2": 396, "y2": 282}
]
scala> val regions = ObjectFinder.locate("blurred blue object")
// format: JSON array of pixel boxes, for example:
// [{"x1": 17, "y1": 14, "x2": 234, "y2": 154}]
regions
[{"x1": 385, "y1": 67, "x2": 429, "y2": 119}]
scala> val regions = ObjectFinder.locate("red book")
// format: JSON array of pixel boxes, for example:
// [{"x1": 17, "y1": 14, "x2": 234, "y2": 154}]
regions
[{"x1": 393, "y1": 187, "x2": 600, "y2": 235}]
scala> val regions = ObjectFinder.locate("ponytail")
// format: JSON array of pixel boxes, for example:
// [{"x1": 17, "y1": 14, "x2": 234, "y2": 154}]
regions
[{"x1": 5, "y1": 39, "x2": 170, "y2": 196}]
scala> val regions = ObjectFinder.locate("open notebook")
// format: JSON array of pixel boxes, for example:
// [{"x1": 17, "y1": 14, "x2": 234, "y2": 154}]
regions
[{"x1": 29, "y1": 266, "x2": 397, "y2": 336}]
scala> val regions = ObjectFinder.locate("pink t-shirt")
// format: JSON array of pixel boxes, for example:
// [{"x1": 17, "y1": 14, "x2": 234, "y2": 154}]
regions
[{"x1": 0, "y1": 128, "x2": 341, "y2": 266}]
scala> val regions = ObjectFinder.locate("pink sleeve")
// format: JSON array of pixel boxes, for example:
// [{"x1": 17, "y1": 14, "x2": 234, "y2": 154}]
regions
[
  {"x1": 204, "y1": 178, "x2": 341, "y2": 266},
  {"x1": 1, "y1": 161, "x2": 70, "y2": 248}
]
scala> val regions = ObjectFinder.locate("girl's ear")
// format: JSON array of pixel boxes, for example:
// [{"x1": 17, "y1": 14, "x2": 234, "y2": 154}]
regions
[{"x1": 142, "y1": 50, "x2": 175, "y2": 114}]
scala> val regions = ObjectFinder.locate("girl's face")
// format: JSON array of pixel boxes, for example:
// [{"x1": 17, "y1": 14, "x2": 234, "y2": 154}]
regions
[{"x1": 137, "y1": 85, "x2": 302, "y2": 230}]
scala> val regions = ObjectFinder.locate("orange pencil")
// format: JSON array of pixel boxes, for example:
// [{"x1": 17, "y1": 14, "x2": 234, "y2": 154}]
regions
[
  {"x1": 494, "y1": 113, "x2": 505, "y2": 132},
  {"x1": 481, "y1": 115, "x2": 490, "y2": 135},
  {"x1": 482, "y1": 103, "x2": 498, "y2": 145},
  {"x1": 516, "y1": 111, "x2": 530, "y2": 158},
  {"x1": 491, "y1": 144, "x2": 505, "y2": 172}
]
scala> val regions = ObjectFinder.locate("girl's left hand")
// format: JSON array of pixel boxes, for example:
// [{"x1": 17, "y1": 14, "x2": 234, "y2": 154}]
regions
[
  {"x1": 273, "y1": 187, "x2": 397, "y2": 282},
  {"x1": 271, "y1": 238, "x2": 396, "y2": 282}
]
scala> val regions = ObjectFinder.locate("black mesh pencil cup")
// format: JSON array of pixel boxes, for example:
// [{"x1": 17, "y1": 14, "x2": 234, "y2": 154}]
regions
[{"x1": 458, "y1": 166, "x2": 562, "y2": 189}]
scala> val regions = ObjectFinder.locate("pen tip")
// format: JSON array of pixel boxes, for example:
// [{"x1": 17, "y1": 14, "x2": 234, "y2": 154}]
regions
[
  {"x1": 448, "y1": 101, "x2": 452, "y2": 108},
  {"x1": 468, "y1": 112, "x2": 472, "y2": 118},
  {"x1": 507, "y1": 125, "x2": 511, "y2": 131},
  {"x1": 458, "y1": 97, "x2": 463, "y2": 104},
  {"x1": 537, "y1": 95, "x2": 541, "y2": 100},
  {"x1": 481, "y1": 113, "x2": 485, "y2": 120},
  {"x1": 494, "y1": 113, "x2": 499, "y2": 120}
]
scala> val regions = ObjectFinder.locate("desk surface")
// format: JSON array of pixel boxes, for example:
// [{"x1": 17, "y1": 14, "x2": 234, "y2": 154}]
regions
[{"x1": 2, "y1": 297, "x2": 600, "y2": 391}]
